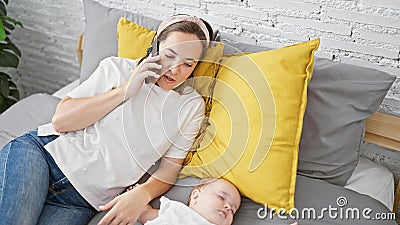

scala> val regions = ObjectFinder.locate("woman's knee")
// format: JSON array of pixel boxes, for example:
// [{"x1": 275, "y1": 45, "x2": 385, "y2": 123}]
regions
[{"x1": 0, "y1": 132, "x2": 50, "y2": 179}]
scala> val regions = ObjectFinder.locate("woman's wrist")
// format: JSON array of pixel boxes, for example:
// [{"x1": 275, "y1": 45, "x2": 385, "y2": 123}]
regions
[
  {"x1": 114, "y1": 84, "x2": 128, "y2": 103},
  {"x1": 135, "y1": 183, "x2": 154, "y2": 203}
]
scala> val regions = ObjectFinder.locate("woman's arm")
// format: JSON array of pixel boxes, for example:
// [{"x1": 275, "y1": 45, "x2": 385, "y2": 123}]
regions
[
  {"x1": 52, "y1": 87, "x2": 125, "y2": 133},
  {"x1": 97, "y1": 157, "x2": 184, "y2": 225},
  {"x1": 52, "y1": 55, "x2": 161, "y2": 133}
]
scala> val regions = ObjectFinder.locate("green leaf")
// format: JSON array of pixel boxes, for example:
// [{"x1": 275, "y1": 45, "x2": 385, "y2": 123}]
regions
[
  {"x1": 9, "y1": 88, "x2": 18, "y2": 100},
  {"x1": 4, "y1": 97, "x2": 17, "y2": 109},
  {"x1": 2, "y1": 20, "x2": 14, "y2": 30},
  {"x1": 0, "y1": 1, "x2": 22, "y2": 113},
  {"x1": 0, "y1": 1, "x2": 6, "y2": 17},
  {"x1": 0, "y1": 72, "x2": 11, "y2": 79},
  {"x1": 0, "y1": 21, "x2": 5, "y2": 41},
  {"x1": 0, "y1": 50, "x2": 19, "y2": 67},
  {"x1": 1, "y1": 37, "x2": 21, "y2": 56},
  {"x1": 0, "y1": 16, "x2": 23, "y2": 28},
  {"x1": 0, "y1": 94, "x2": 6, "y2": 113},
  {"x1": 0, "y1": 72, "x2": 9, "y2": 96}
]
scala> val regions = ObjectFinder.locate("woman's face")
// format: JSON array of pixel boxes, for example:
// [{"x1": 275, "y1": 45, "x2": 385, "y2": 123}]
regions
[{"x1": 156, "y1": 31, "x2": 203, "y2": 90}]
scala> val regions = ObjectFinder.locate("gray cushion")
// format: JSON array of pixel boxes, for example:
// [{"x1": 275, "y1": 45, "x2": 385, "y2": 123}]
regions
[
  {"x1": 0, "y1": 93, "x2": 60, "y2": 149},
  {"x1": 217, "y1": 38, "x2": 396, "y2": 186},
  {"x1": 80, "y1": 0, "x2": 160, "y2": 83},
  {"x1": 298, "y1": 58, "x2": 395, "y2": 186},
  {"x1": 221, "y1": 36, "x2": 269, "y2": 54}
]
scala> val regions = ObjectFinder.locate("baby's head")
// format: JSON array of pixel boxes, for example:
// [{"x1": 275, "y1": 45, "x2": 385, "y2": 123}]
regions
[{"x1": 188, "y1": 178, "x2": 241, "y2": 225}]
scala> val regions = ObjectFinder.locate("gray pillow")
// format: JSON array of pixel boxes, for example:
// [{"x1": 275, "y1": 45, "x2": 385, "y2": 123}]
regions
[
  {"x1": 298, "y1": 58, "x2": 395, "y2": 186},
  {"x1": 217, "y1": 38, "x2": 395, "y2": 186},
  {"x1": 80, "y1": 0, "x2": 160, "y2": 82},
  {"x1": 221, "y1": 35, "x2": 269, "y2": 54}
]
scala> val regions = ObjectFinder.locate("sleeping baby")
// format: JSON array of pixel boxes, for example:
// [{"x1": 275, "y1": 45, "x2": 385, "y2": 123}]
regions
[
  {"x1": 130, "y1": 178, "x2": 298, "y2": 225},
  {"x1": 134, "y1": 178, "x2": 240, "y2": 225}
]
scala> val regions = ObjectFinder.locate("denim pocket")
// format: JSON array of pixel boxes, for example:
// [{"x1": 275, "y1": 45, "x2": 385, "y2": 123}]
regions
[{"x1": 49, "y1": 176, "x2": 73, "y2": 194}]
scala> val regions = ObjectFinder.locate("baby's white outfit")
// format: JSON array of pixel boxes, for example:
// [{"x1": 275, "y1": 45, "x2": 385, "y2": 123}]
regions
[{"x1": 145, "y1": 197, "x2": 214, "y2": 225}]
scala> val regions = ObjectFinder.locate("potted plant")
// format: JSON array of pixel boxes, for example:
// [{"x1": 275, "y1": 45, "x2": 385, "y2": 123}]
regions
[{"x1": 0, "y1": 0, "x2": 23, "y2": 113}]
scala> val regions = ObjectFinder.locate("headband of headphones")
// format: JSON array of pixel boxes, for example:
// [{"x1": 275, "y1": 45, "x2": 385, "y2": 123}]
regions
[{"x1": 155, "y1": 14, "x2": 210, "y2": 47}]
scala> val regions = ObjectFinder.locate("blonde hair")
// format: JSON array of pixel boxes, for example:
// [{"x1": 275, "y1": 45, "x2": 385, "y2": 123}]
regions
[{"x1": 187, "y1": 178, "x2": 239, "y2": 205}]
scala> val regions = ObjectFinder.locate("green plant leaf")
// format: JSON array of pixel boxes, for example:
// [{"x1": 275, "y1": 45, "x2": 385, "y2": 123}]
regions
[
  {"x1": 0, "y1": 1, "x2": 6, "y2": 17},
  {"x1": 0, "y1": 22, "x2": 5, "y2": 41},
  {"x1": 0, "y1": 94, "x2": 6, "y2": 113},
  {"x1": 3, "y1": 20, "x2": 14, "y2": 30},
  {"x1": 0, "y1": 72, "x2": 11, "y2": 79},
  {"x1": 1, "y1": 37, "x2": 21, "y2": 56},
  {"x1": 0, "y1": 0, "x2": 22, "y2": 113},
  {"x1": 0, "y1": 16, "x2": 23, "y2": 28},
  {"x1": 0, "y1": 73, "x2": 9, "y2": 96},
  {"x1": 9, "y1": 88, "x2": 18, "y2": 100},
  {"x1": 0, "y1": 96, "x2": 17, "y2": 113},
  {"x1": 0, "y1": 50, "x2": 19, "y2": 67}
]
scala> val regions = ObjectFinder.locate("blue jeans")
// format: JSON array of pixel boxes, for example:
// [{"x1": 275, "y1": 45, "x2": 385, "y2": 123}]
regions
[{"x1": 0, "y1": 130, "x2": 97, "y2": 225}]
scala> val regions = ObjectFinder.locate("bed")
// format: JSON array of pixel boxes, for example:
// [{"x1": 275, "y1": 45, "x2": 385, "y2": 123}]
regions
[{"x1": 0, "y1": 0, "x2": 399, "y2": 224}]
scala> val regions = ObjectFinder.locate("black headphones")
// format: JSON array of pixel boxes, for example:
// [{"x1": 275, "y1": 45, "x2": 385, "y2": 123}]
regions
[{"x1": 145, "y1": 39, "x2": 159, "y2": 58}]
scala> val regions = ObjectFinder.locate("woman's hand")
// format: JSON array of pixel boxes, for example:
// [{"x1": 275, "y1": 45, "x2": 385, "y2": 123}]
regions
[
  {"x1": 97, "y1": 157, "x2": 184, "y2": 225},
  {"x1": 97, "y1": 186, "x2": 150, "y2": 225},
  {"x1": 138, "y1": 203, "x2": 156, "y2": 224},
  {"x1": 121, "y1": 54, "x2": 162, "y2": 101}
]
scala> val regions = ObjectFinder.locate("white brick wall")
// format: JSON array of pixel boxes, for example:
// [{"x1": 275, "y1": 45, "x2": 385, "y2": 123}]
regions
[
  {"x1": 361, "y1": 0, "x2": 400, "y2": 10},
  {"x1": 6, "y1": 0, "x2": 400, "y2": 114},
  {"x1": 326, "y1": 8, "x2": 400, "y2": 29},
  {"x1": 249, "y1": 0, "x2": 320, "y2": 13},
  {"x1": 7, "y1": 0, "x2": 83, "y2": 96},
  {"x1": 276, "y1": 15, "x2": 352, "y2": 36}
]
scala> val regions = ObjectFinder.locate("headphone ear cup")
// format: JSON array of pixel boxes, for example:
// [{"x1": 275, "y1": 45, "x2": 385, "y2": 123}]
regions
[
  {"x1": 145, "y1": 40, "x2": 159, "y2": 57},
  {"x1": 152, "y1": 40, "x2": 159, "y2": 56},
  {"x1": 146, "y1": 46, "x2": 153, "y2": 57},
  {"x1": 212, "y1": 30, "x2": 220, "y2": 42}
]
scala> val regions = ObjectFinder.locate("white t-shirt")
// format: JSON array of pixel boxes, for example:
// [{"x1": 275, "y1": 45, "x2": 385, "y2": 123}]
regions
[
  {"x1": 145, "y1": 197, "x2": 214, "y2": 225},
  {"x1": 38, "y1": 57, "x2": 205, "y2": 210}
]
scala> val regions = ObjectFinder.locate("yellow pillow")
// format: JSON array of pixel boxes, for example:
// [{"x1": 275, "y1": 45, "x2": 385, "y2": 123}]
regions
[
  {"x1": 189, "y1": 42, "x2": 224, "y2": 150},
  {"x1": 181, "y1": 39, "x2": 320, "y2": 211},
  {"x1": 193, "y1": 42, "x2": 224, "y2": 78},
  {"x1": 117, "y1": 17, "x2": 156, "y2": 59}
]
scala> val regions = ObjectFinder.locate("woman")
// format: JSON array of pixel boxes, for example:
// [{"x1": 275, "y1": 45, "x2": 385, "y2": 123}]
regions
[{"x1": 0, "y1": 15, "x2": 213, "y2": 225}]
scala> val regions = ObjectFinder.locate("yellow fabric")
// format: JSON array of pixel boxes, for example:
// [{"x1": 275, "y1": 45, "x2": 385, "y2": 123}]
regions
[
  {"x1": 192, "y1": 42, "x2": 224, "y2": 96},
  {"x1": 192, "y1": 41, "x2": 224, "y2": 110},
  {"x1": 181, "y1": 39, "x2": 320, "y2": 211},
  {"x1": 117, "y1": 17, "x2": 156, "y2": 59},
  {"x1": 188, "y1": 42, "x2": 224, "y2": 152},
  {"x1": 193, "y1": 42, "x2": 224, "y2": 78}
]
